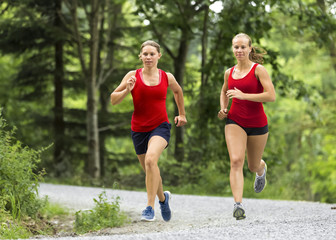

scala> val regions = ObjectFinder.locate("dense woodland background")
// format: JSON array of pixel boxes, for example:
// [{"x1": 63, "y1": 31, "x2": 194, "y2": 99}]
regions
[{"x1": 0, "y1": 0, "x2": 335, "y2": 203}]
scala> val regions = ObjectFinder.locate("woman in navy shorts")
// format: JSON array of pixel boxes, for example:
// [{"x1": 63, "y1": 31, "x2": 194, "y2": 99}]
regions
[{"x1": 110, "y1": 40, "x2": 187, "y2": 222}]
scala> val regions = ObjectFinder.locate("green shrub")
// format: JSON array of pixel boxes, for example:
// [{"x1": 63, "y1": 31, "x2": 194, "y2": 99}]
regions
[
  {"x1": 74, "y1": 191, "x2": 128, "y2": 234},
  {"x1": 0, "y1": 114, "x2": 45, "y2": 220},
  {"x1": 310, "y1": 138, "x2": 336, "y2": 203}
]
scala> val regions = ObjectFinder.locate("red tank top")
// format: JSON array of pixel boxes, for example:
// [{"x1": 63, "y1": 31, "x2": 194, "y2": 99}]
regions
[
  {"x1": 227, "y1": 63, "x2": 268, "y2": 128},
  {"x1": 131, "y1": 68, "x2": 169, "y2": 132}
]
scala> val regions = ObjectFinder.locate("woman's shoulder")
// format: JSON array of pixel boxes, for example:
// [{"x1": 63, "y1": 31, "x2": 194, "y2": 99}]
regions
[
  {"x1": 160, "y1": 70, "x2": 173, "y2": 78},
  {"x1": 225, "y1": 67, "x2": 233, "y2": 74},
  {"x1": 159, "y1": 68, "x2": 169, "y2": 74},
  {"x1": 123, "y1": 70, "x2": 137, "y2": 78},
  {"x1": 165, "y1": 71, "x2": 173, "y2": 77},
  {"x1": 126, "y1": 69, "x2": 137, "y2": 75},
  {"x1": 162, "y1": 71, "x2": 177, "y2": 85},
  {"x1": 255, "y1": 64, "x2": 267, "y2": 74},
  {"x1": 224, "y1": 67, "x2": 234, "y2": 78}
]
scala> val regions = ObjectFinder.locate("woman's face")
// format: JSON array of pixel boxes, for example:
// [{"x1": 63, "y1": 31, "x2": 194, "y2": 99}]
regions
[
  {"x1": 140, "y1": 45, "x2": 161, "y2": 67},
  {"x1": 232, "y1": 36, "x2": 251, "y2": 61}
]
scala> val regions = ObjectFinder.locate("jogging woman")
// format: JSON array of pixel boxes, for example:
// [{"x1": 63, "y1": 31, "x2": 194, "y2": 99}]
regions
[
  {"x1": 111, "y1": 40, "x2": 187, "y2": 222},
  {"x1": 218, "y1": 33, "x2": 276, "y2": 220}
]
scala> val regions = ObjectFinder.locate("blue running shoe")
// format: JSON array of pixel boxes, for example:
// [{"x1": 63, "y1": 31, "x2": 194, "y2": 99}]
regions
[
  {"x1": 159, "y1": 191, "x2": 172, "y2": 222},
  {"x1": 141, "y1": 206, "x2": 155, "y2": 222},
  {"x1": 233, "y1": 202, "x2": 246, "y2": 220},
  {"x1": 254, "y1": 163, "x2": 267, "y2": 193}
]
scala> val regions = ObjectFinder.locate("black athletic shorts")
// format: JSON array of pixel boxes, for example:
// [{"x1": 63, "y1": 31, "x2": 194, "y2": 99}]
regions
[
  {"x1": 226, "y1": 118, "x2": 268, "y2": 136},
  {"x1": 131, "y1": 121, "x2": 171, "y2": 155}
]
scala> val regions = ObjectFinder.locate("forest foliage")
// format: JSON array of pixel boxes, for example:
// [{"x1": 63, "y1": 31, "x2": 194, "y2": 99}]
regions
[{"x1": 0, "y1": 0, "x2": 335, "y2": 204}]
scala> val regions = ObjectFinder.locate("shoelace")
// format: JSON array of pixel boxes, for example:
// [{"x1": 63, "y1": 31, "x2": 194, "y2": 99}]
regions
[
  {"x1": 160, "y1": 201, "x2": 169, "y2": 211},
  {"x1": 142, "y1": 208, "x2": 152, "y2": 216},
  {"x1": 234, "y1": 203, "x2": 243, "y2": 208}
]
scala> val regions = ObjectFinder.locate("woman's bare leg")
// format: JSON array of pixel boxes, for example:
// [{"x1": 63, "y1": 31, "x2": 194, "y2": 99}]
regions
[
  {"x1": 225, "y1": 124, "x2": 247, "y2": 203},
  {"x1": 246, "y1": 133, "x2": 268, "y2": 175},
  {"x1": 137, "y1": 136, "x2": 167, "y2": 208}
]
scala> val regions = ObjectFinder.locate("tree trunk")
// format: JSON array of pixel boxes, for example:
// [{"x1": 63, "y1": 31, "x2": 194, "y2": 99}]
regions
[
  {"x1": 199, "y1": 5, "x2": 209, "y2": 143},
  {"x1": 98, "y1": 1, "x2": 106, "y2": 178},
  {"x1": 201, "y1": 6, "x2": 209, "y2": 87},
  {"x1": 87, "y1": 0, "x2": 100, "y2": 178},
  {"x1": 98, "y1": 1, "x2": 120, "y2": 177},
  {"x1": 54, "y1": 0, "x2": 65, "y2": 177},
  {"x1": 173, "y1": 34, "x2": 189, "y2": 162}
]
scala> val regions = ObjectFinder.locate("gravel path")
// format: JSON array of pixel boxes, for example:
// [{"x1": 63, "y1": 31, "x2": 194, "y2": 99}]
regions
[{"x1": 26, "y1": 183, "x2": 336, "y2": 240}]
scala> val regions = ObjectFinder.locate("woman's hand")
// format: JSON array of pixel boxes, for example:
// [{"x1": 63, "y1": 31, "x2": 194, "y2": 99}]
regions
[
  {"x1": 226, "y1": 87, "x2": 245, "y2": 100},
  {"x1": 126, "y1": 76, "x2": 136, "y2": 92},
  {"x1": 218, "y1": 109, "x2": 228, "y2": 120},
  {"x1": 174, "y1": 115, "x2": 187, "y2": 127}
]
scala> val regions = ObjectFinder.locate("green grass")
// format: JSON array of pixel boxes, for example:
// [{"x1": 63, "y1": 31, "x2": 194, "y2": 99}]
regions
[
  {"x1": 74, "y1": 191, "x2": 128, "y2": 234},
  {"x1": 0, "y1": 198, "x2": 71, "y2": 239},
  {"x1": 39, "y1": 197, "x2": 69, "y2": 220},
  {"x1": 0, "y1": 211, "x2": 31, "y2": 240}
]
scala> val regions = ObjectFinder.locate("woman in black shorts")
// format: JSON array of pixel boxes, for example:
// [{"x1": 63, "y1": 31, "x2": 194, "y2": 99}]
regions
[{"x1": 218, "y1": 33, "x2": 276, "y2": 220}]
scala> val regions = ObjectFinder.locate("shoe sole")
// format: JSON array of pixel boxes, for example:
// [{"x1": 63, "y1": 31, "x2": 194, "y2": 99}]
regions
[
  {"x1": 165, "y1": 191, "x2": 172, "y2": 203},
  {"x1": 255, "y1": 179, "x2": 267, "y2": 193},
  {"x1": 163, "y1": 191, "x2": 172, "y2": 222},
  {"x1": 141, "y1": 216, "x2": 155, "y2": 222},
  {"x1": 233, "y1": 207, "x2": 246, "y2": 220},
  {"x1": 254, "y1": 164, "x2": 267, "y2": 193}
]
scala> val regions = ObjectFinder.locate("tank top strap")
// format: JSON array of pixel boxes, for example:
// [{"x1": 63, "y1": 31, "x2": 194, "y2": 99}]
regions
[
  {"x1": 251, "y1": 63, "x2": 259, "y2": 72},
  {"x1": 229, "y1": 66, "x2": 235, "y2": 78},
  {"x1": 159, "y1": 69, "x2": 169, "y2": 86},
  {"x1": 135, "y1": 68, "x2": 142, "y2": 79}
]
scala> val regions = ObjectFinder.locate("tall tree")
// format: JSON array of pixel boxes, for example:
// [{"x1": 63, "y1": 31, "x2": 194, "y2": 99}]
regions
[
  {"x1": 53, "y1": 0, "x2": 65, "y2": 177},
  {"x1": 0, "y1": 0, "x2": 70, "y2": 172},
  {"x1": 66, "y1": 0, "x2": 101, "y2": 178},
  {"x1": 97, "y1": 1, "x2": 120, "y2": 177},
  {"x1": 87, "y1": 0, "x2": 100, "y2": 178}
]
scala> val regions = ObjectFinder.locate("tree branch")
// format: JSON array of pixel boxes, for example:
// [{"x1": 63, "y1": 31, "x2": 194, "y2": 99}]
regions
[
  {"x1": 97, "y1": 0, "x2": 115, "y2": 88},
  {"x1": 67, "y1": 0, "x2": 88, "y2": 75},
  {"x1": 142, "y1": 8, "x2": 176, "y2": 60},
  {"x1": 98, "y1": 122, "x2": 128, "y2": 132}
]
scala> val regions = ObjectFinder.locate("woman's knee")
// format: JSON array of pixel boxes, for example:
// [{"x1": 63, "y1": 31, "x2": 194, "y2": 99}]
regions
[
  {"x1": 230, "y1": 156, "x2": 244, "y2": 170},
  {"x1": 145, "y1": 153, "x2": 158, "y2": 170}
]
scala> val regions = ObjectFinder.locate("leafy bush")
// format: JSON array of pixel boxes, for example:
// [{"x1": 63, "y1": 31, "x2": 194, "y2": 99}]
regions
[
  {"x1": 309, "y1": 135, "x2": 336, "y2": 203},
  {"x1": 74, "y1": 191, "x2": 128, "y2": 234},
  {"x1": 0, "y1": 114, "x2": 45, "y2": 220}
]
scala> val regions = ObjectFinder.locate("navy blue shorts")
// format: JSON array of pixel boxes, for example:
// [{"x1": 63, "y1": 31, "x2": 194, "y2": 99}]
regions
[
  {"x1": 226, "y1": 118, "x2": 268, "y2": 136},
  {"x1": 131, "y1": 122, "x2": 172, "y2": 155}
]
